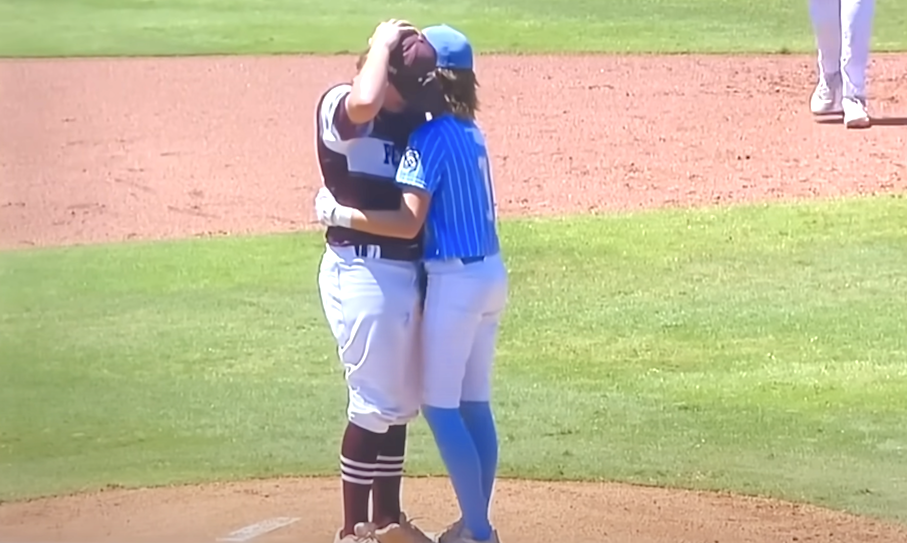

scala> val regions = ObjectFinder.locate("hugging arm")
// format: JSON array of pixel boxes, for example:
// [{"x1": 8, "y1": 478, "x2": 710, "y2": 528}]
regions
[
  {"x1": 315, "y1": 131, "x2": 443, "y2": 239},
  {"x1": 321, "y1": 187, "x2": 431, "y2": 240}
]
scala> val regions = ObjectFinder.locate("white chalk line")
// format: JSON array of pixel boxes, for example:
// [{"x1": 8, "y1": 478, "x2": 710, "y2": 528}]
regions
[
  {"x1": 215, "y1": 516, "x2": 300, "y2": 542},
  {"x1": 0, "y1": 515, "x2": 301, "y2": 543}
]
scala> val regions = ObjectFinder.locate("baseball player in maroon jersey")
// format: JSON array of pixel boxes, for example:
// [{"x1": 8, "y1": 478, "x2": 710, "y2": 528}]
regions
[{"x1": 314, "y1": 19, "x2": 438, "y2": 543}]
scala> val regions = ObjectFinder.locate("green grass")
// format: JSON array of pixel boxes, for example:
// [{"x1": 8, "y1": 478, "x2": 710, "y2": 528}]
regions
[
  {"x1": 2, "y1": 0, "x2": 907, "y2": 57},
  {"x1": 2, "y1": 195, "x2": 906, "y2": 524}
]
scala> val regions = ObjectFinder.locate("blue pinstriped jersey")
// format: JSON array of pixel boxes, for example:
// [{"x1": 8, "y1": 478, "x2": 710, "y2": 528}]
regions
[{"x1": 395, "y1": 114, "x2": 500, "y2": 260}]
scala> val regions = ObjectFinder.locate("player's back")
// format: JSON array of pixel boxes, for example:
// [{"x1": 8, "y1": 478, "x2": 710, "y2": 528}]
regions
[{"x1": 400, "y1": 113, "x2": 500, "y2": 260}]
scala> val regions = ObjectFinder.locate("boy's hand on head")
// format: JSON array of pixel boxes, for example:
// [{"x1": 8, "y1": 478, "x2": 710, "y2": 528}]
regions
[{"x1": 368, "y1": 19, "x2": 417, "y2": 51}]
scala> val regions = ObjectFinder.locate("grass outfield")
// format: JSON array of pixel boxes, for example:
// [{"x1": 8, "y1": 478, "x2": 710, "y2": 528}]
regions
[
  {"x1": 2, "y1": 196, "x2": 906, "y2": 521},
  {"x1": 2, "y1": 0, "x2": 907, "y2": 57}
]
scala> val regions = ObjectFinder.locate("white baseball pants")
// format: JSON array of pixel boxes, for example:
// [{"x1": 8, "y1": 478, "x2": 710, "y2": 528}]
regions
[
  {"x1": 809, "y1": 0, "x2": 875, "y2": 100},
  {"x1": 421, "y1": 254, "x2": 509, "y2": 409},
  {"x1": 318, "y1": 244, "x2": 423, "y2": 433}
]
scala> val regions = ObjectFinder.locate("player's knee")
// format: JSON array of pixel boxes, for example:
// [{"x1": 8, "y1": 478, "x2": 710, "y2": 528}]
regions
[
  {"x1": 459, "y1": 367, "x2": 493, "y2": 403},
  {"x1": 421, "y1": 360, "x2": 467, "y2": 408},
  {"x1": 396, "y1": 408, "x2": 419, "y2": 426},
  {"x1": 347, "y1": 390, "x2": 420, "y2": 433},
  {"x1": 348, "y1": 406, "x2": 420, "y2": 432},
  {"x1": 422, "y1": 387, "x2": 462, "y2": 410},
  {"x1": 347, "y1": 409, "x2": 392, "y2": 434},
  {"x1": 459, "y1": 385, "x2": 491, "y2": 404}
]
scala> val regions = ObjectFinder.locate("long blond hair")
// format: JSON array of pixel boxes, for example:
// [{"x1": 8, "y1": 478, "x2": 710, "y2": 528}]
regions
[{"x1": 435, "y1": 68, "x2": 478, "y2": 120}]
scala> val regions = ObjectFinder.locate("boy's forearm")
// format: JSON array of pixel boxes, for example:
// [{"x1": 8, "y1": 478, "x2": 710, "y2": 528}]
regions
[
  {"x1": 349, "y1": 208, "x2": 420, "y2": 239},
  {"x1": 347, "y1": 47, "x2": 392, "y2": 121}
]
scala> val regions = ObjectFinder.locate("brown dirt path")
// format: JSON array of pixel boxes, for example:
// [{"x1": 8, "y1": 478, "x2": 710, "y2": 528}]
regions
[
  {"x1": 1, "y1": 54, "x2": 905, "y2": 249},
  {"x1": 1, "y1": 53, "x2": 906, "y2": 542},
  {"x1": 2, "y1": 478, "x2": 906, "y2": 543}
]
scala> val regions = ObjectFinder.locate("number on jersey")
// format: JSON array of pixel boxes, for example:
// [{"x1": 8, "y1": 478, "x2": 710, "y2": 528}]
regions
[
  {"x1": 467, "y1": 127, "x2": 496, "y2": 223},
  {"x1": 477, "y1": 156, "x2": 495, "y2": 222}
]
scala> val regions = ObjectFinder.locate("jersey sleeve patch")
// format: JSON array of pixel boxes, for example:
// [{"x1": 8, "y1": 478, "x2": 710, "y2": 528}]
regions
[
  {"x1": 395, "y1": 145, "x2": 427, "y2": 190},
  {"x1": 399, "y1": 148, "x2": 421, "y2": 173},
  {"x1": 395, "y1": 124, "x2": 443, "y2": 194}
]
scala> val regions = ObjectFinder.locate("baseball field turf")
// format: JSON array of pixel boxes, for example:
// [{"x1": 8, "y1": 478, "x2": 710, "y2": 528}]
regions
[
  {"x1": 1, "y1": 0, "x2": 906, "y2": 541},
  {"x1": 4, "y1": 196, "x2": 907, "y2": 519},
  {"x1": 2, "y1": 0, "x2": 907, "y2": 56}
]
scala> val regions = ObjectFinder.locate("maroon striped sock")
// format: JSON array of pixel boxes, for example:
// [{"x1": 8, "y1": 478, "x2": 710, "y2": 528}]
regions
[
  {"x1": 339, "y1": 422, "x2": 383, "y2": 537},
  {"x1": 372, "y1": 424, "x2": 407, "y2": 527}
]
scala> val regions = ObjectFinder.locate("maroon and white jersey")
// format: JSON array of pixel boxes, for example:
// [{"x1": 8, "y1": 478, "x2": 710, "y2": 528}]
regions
[{"x1": 316, "y1": 83, "x2": 426, "y2": 254}]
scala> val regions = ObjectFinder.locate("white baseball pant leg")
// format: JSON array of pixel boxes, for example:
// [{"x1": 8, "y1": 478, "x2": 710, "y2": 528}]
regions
[
  {"x1": 841, "y1": 0, "x2": 875, "y2": 100},
  {"x1": 809, "y1": 0, "x2": 842, "y2": 81},
  {"x1": 318, "y1": 245, "x2": 422, "y2": 433},
  {"x1": 809, "y1": 0, "x2": 875, "y2": 99},
  {"x1": 421, "y1": 254, "x2": 509, "y2": 409}
]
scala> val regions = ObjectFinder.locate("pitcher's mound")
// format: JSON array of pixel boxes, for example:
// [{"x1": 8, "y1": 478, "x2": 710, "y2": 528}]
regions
[{"x1": 1, "y1": 477, "x2": 905, "y2": 543}]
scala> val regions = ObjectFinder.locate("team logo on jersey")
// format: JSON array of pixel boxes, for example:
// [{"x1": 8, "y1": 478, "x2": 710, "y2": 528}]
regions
[{"x1": 400, "y1": 149, "x2": 420, "y2": 172}]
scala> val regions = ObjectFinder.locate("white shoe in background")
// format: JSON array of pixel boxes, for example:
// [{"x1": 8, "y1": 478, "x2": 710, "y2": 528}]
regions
[
  {"x1": 810, "y1": 73, "x2": 843, "y2": 115},
  {"x1": 843, "y1": 96, "x2": 872, "y2": 128}
]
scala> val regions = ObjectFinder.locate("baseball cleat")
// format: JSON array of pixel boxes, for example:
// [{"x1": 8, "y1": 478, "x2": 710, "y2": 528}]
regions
[
  {"x1": 435, "y1": 519, "x2": 464, "y2": 543},
  {"x1": 436, "y1": 520, "x2": 500, "y2": 543},
  {"x1": 810, "y1": 74, "x2": 843, "y2": 115},
  {"x1": 358, "y1": 514, "x2": 434, "y2": 543},
  {"x1": 843, "y1": 97, "x2": 871, "y2": 128},
  {"x1": 351, "y1": 523, "x2": 381, "y2": 542},
  {"x1": 335, "y1": 527, "x2": 377, "y2": 542}
]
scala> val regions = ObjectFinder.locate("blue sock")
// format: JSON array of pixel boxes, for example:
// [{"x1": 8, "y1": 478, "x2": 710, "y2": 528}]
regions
[
  {"x1": 459, "y1": 401, "x2": 498, "y2": 514},
  {"x1": 422, "y1": 405, "x2": 493, "y2": 541}
]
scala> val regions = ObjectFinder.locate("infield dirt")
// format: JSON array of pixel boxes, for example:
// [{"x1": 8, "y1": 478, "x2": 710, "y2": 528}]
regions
[{"x1": 1, "y1": 53, "x2": 906, "y2": 543}]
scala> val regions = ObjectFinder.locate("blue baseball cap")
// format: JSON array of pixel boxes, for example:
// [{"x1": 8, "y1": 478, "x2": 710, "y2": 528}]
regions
[{"x1": 422, "y1": 24, "x2": 473, "y2": 70}]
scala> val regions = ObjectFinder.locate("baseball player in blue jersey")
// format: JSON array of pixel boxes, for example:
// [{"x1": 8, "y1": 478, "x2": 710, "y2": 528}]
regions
[{"x1": 315, "y1": 24, "x2": 507, "y2": 543}]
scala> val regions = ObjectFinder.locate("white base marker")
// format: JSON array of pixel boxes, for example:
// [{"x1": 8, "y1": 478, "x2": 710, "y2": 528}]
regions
[{"x1": 216, "y1": 517, "x2": 300, "y2": 542}]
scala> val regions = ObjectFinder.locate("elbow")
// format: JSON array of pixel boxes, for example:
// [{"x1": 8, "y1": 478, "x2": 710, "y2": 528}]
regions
[
  {"x1": 400, "y1": 221, "x2": 422, "y2": 240},
  {"x1": 387, "y1": 215, "x2": 422, "y2": 240},
  {"x1": 397, "y1": 192, "x2": 427, "y2": 239},
  {"x1": 399, "y1": 211, "x2": 427, "y2": 239}
]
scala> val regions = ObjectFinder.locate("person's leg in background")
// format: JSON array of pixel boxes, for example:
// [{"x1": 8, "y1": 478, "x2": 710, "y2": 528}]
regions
[
  {"x1": 841, "y1": 0, "x2": 875, "y2": 127},
  {"x1": 809, "y1": 0, "x2": 844, "y2": 115}
]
